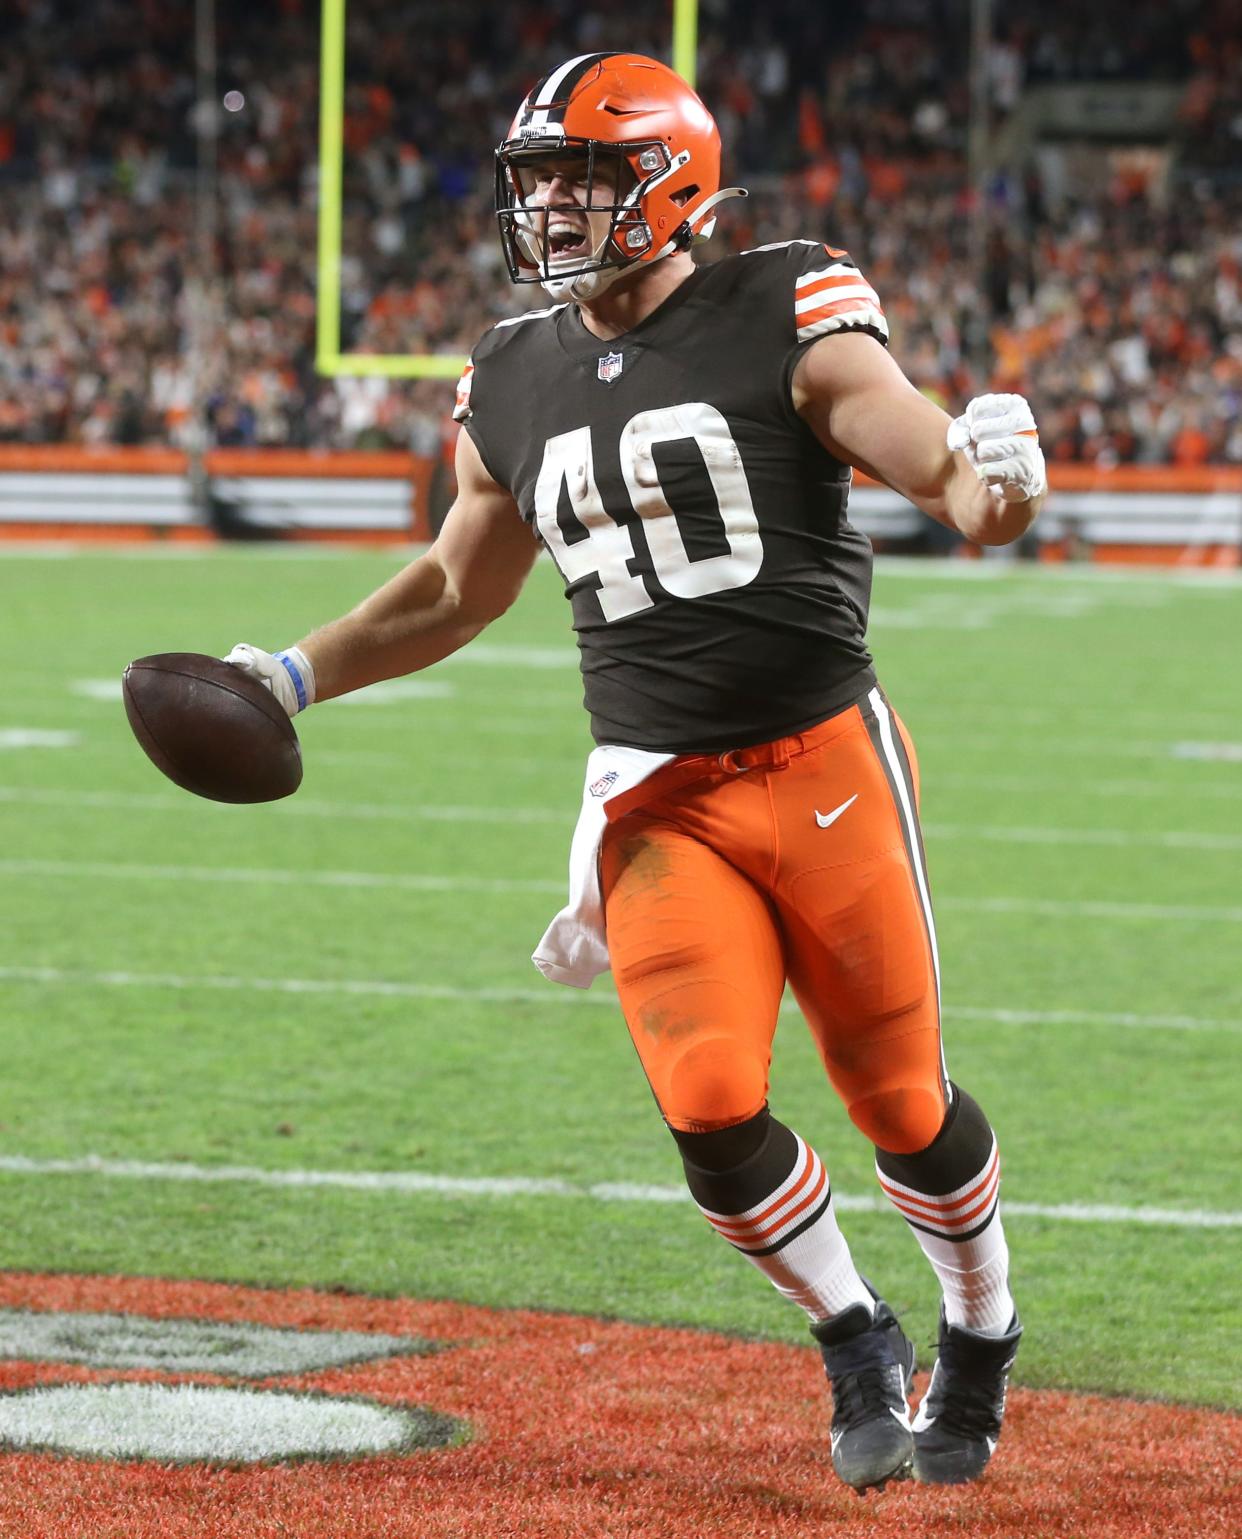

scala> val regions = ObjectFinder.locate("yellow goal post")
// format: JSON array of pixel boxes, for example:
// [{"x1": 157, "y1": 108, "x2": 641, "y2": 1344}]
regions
[{"x1": 315, "y1": 0, "x2": 700, "y2": 379}]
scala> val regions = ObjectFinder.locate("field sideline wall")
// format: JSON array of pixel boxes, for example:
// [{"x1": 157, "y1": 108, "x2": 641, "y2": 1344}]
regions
[
  {"x1": 0, "y1": 447, "x2": 438, "y2": 544},
  {"x1": 0, "y1": 448, "x2": 1237, "y2": 563}
]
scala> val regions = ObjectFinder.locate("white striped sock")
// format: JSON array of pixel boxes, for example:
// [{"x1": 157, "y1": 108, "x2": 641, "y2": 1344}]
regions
[
  {"x1": 696, "y1": 1136, "x2": 874, "y2": 1322},
  {"x1": 876, "y1": 1140, "x2": 1014, "y2": 1334}
]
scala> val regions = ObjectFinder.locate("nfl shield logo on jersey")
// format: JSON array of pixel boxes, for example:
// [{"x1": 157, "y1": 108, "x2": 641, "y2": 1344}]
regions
[
  {"x1": 597, "y1": 351, "x2": 624, "y2": 383},
  {"x1": 590, "y1": 770, "x2": 620, "y2": 798}
]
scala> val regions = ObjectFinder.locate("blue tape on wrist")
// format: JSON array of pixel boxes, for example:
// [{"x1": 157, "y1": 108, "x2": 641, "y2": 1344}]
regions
[{"x1": 275, "y1": 651, "x2": 308, "y2": 713}]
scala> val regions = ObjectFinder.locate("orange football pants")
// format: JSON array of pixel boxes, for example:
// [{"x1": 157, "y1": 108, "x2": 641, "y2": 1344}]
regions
[{"x1": 600, "y1": 690, "x2": 948, "y2": 1155}]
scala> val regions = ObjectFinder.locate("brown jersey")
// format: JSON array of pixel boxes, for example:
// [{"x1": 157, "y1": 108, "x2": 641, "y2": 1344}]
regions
[{"x1": 455, "y1": 240, "x2": 887, "y2": 753}]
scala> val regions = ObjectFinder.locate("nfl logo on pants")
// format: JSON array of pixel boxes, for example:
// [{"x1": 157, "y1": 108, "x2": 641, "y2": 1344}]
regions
[{"x1": 597, "y1": 351, "x2": 624, "y2": 383}]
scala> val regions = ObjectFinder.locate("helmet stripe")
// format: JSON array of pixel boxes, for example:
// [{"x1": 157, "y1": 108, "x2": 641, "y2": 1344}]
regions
[
  {"x1": 523, "y1": 52, "x2": 618, "y2": 126},
  {"x1": 531, "y1": 53, "x2": 600, "y2": 107}
]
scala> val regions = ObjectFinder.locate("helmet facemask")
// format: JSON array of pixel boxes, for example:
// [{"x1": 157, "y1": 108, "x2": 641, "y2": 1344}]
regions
[{"x1": 496, "y1": 135, "x2": 684, "y2": 301}]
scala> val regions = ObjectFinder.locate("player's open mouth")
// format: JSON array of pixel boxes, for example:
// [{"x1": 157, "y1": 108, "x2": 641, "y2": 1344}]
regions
[{"x1": 547, "y1": 221, "x2": 590, "y2": 259}]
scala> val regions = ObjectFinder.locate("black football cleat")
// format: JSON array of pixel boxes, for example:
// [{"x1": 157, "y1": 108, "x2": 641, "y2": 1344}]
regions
[
  {"x1": 810, "y1": 1287, "x2": 916, "y2": 1494},
  {"x1": 912, "y1": 1308, "x2": 1023, "y2": 1485}
]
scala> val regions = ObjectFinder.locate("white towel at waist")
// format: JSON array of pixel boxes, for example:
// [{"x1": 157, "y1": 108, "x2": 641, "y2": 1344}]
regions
[{"x1": 532, "y1": 743, "x2": 674, "y2": 989}]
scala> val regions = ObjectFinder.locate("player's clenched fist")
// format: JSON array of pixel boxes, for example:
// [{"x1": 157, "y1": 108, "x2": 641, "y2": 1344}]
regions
[
  {"x1": 946, "y1": 393, "x2": 1048, "y2": 503},
  {"x1": 224, "y1": 643, "x2": 316, "y2": 717}
]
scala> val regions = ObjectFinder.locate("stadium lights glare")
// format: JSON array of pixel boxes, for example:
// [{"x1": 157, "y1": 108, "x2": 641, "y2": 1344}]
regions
[{"x1": 314, "y1": 0, "x2": 700, "y2": 379}]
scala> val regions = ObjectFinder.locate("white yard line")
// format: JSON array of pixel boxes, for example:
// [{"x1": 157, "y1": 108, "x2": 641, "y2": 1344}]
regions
[
  {"x1": 0, "y1": 786, "x2": 571, "y2": 826},
  {"x1": 0, "y1": 965, "x2": 1235, "y2": 1034},
  {"x1": 913, "y1": 733, "x2": 1178, "y2": 760},
  {"x1": 938, "y1": 894, "x2": 1242, "y2": 922},
  {"x1": 2, "y1": 857, "x2": 1238, "y2": 922},
  {"x1": 907, "y1": 705, "x2": 1235, "y2": 733},
  {"x1": 0, "y1": 964, "x2": 587, "y2": 1009},
  {"x1": 935, "y1": 773, "x2": 1242, "y2": 802},
  {"x1": 0, "y1": 1152, "x2": 1235, "y2": 1229},
  {"x1": 0, "y1": 730, "x2": 80, "y2": 750},
  {"x1": 19, "y1": 667, "x2": 1237, "y2": 733},
  {"x1": 924, "y1": 823, "x2": 1242, "y2": 852},
  {"x1": 942, "y1": 1003, "x2": 1238, "y2": 1033},
  {"x1": 0, "y1": 858, "x2": 563, "y2": 895},
  {"x1": 2, "y1": 786, "x2": 1239, "y2": 843},
  {"x1": 873, "y1": 558, "x2": 1242, "y2": 589}
]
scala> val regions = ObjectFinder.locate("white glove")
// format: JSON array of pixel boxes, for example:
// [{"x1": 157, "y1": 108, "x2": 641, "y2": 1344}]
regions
[
  {"x1": 947, "y1": 393, "x2": 1048, "y2": 503},
  {"x1": 224, "y1": 643, "x2": 316, "y2": 717}
]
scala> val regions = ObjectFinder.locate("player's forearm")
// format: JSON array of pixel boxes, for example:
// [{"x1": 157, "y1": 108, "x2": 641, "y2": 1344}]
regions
[
  {"x1": 296, "y1": 552, "x2": 487, "y2": 701},
  {"x1": 939, "y1": 459, "x2": 1044, "y2": 546}
]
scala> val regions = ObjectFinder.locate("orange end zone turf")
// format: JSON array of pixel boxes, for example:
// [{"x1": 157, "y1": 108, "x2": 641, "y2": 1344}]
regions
[{"x1": 0, "y1": 1272, "x2": 1237, "y2": 1539}]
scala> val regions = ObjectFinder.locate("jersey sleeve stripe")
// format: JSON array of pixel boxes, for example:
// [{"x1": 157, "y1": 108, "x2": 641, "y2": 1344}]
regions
[
  {"x1": 798, "y1": 295, "x2": 887, "y2": 326},
  {"x1": 794, "y1": 270, "x2": 861, "y2": 293},
  {"x1": 452, "y1": 362, "x2": 474, "y2": 423},
  {"x1": 740, "y1": 238, "x2": 824, "y2": 254},
  {"x1": 797, "y1": 305, "x2": 890, "y2": 343},
  {"x1": 795, "y1": 262, "x2": 860, "y2": 288},
  {"x1": 795, "y1": 281, "x2": 881, "y2": 316}
]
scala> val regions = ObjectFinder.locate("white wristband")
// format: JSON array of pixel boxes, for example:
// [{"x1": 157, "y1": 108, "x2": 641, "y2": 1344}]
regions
[
  {"x1": 273, "y1": 646, "x2": 316, "y2": 714},
  {"x1": 224, "y1": 642, "x2": 317, "y2": 718}
]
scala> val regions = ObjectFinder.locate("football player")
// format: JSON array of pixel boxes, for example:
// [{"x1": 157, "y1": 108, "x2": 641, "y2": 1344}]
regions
[{"x1": 228, "y1": 53, "x2": 1044, "y2": 1494}]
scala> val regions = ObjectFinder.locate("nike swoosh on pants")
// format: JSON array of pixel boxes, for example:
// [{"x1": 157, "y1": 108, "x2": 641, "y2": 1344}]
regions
[{"x1": 815, "y1": 793, "x2": 858, "y2": 828}]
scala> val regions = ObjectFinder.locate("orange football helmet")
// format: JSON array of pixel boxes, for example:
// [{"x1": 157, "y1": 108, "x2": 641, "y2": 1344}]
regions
[{"x1": 496, "y1": 52, "x2": 746, "y2": 300}]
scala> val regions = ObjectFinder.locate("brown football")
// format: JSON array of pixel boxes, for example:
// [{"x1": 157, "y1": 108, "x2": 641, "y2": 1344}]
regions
[{"x1": 122, "y1": 652, "x2": 302, "y2": 804}]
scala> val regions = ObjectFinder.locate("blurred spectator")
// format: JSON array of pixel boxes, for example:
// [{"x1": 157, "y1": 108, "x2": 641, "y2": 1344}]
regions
[{"x1": 0, "y1": 0, "x2": 1238, "y2": 463}]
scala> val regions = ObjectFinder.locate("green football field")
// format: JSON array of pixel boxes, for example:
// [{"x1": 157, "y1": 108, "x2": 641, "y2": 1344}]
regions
[{"x1": 1, "y1": 547, "x2": 1239, "y2": 1411}]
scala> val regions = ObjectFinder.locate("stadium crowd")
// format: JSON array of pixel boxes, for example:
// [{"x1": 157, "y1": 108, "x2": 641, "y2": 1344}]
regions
[{"x1": 0, "y1": 0, "x2": 1239, "y2": 464}]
